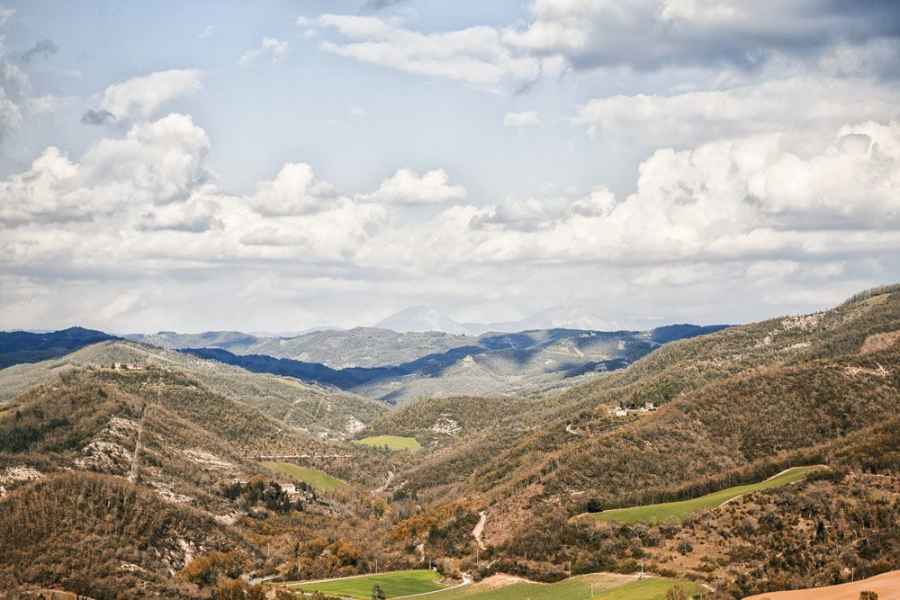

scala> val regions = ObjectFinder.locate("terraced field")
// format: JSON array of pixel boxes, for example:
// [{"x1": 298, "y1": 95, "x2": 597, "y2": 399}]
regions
[
  {"x1": 579, "y1": 466, "x2": 824, "y2": 525},
  {"x1": 285, "y1": 569, "x2": 445, "y2": 598},
  {"x1": 261, "y1": 462, "x2": 348, "y2": 492},
  {"x1": 355, "y1": 435, "x2": 422, "y2": 452}
]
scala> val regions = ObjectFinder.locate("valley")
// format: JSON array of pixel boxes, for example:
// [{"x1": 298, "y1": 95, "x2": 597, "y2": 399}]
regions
[{"x1": 1, "y1": 285, "x2": 899, "y2": 599}]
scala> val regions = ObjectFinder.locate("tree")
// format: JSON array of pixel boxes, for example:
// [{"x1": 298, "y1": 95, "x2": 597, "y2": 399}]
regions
[
  {"x1": 859, "y1": 592, "x2": 878, "y2": 600},
  {"x1": 372, "y1": 583, "x2": 387, "y2": 600}
]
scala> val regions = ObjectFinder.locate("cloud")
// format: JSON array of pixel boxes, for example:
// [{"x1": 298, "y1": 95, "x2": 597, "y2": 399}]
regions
[
  {"x1": 503, "y1": 0, "x2": 900, "y2": 73},
  {"x1": 198, "y1": 25, "x2": 215, "y2": 40},
  {"x1": 84, "y1": 69, "x2": 203, "y2": 124},
  {"x1": 0, "y1": 113, "x2": 210, "y2": 227},
  {"x1": 136, "y1": 188, "x2": 225, "y2": 233},
  {"x1": 0, "y1": 7, "x2": 14, "y2": 26},
  {"x1": 359, "y1": 168, "x2": 467, "y2": 204},
  {"x1": 239, "y1": 200, "x2": 386, "y2": 259},
  {"x1": 4, "y1": 116, "x2": 900, "y2": 331},
  {"x1": 238, "y1": 37, "x2": 289, "y2": 66},
  {"x1": 504, "y1": 111, "x2": 541, "y2": 128},
  {"x1": 251, "y1": 163, "x2": 338, "y2": 216},
  {"x1": 574, "y1": 76, "x2": 900, "y2": 147},
  {"x1": 312, "y1": 1, "x2": 900, "y2": 93},
  {"x1": 20, "y1": 39, "x2": 58, "y2": 63},
  {"x1": 315, "y1": 15, "x2": 564, "y2": 89},
  {"x1": 0, "y1": 25, "x2": 31, "y2": 141},
  {"x1": 393, "y1": 121, "x2": 900, "y2": 274}
]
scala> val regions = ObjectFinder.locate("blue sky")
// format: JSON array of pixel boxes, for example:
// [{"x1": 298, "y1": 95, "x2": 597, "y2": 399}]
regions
[{"x1": 2, "y1": 1, "x2": 900, "y2": 332}]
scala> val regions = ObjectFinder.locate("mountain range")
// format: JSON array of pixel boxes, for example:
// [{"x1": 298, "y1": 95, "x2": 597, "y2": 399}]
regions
[
  {"x1": 1, "y1": 284, "x2": 899, "y2": 598},
  {"x1": 130, "y1": 324, "x2": 727, "y2": 404}
]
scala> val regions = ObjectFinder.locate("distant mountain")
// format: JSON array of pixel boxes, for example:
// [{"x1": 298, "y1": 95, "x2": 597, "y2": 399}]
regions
[
  {"x1": 376, "y1": 306, "x2": 473, "y2": 334},
  {"x1": 128, "y1": 327, "x2": 475, "y2": 369},
  {"x1": 124, "y1": 330, "x2": 260, "y2": 352},
  {"x1": 182, "y1": 325, "x2": 728, "y2": 404},
  {"x1": 0, "y1": 326, "x2": 117, "y2": 369},
  {"x1": 376, "y1": 304, "x2": 685, "y2": 335}
]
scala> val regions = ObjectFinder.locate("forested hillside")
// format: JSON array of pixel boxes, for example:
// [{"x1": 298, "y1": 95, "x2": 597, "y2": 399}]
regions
[{"x1": 1, "y1": 286, "x2": 898, "y2": 598}]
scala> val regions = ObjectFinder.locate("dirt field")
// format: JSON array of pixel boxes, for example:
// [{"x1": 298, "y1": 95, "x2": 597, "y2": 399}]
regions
[{"x1": 744, "y1": 570, "x2": 900, "y2": 600}]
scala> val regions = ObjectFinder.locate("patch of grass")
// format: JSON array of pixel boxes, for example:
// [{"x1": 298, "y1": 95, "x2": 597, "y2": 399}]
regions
[
  {"x1": 285, "y1": 569, "x2": 444, "y2": 599},
  {"x1": 581, "y1": 466, "x2": 824, "y2": 525},
  {"x1": 355, "y1": 435, "x2": 422, "y2": 452},
  {"x1": 261, "y1": 462, "x2": 347, "y2": 492},
  {"x1": 422, "y1": 575, "x2": 697, "y2": 600}
]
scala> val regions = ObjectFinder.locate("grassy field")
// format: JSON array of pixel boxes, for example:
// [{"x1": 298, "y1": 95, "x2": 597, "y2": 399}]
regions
[
  {"x1": 580, "y1": 466, "x2": 823, "y2": 525},
  {"x1": 284, "y1": 572, "x2": 695, "y2": 600},
  {"x1": 261, "y1": 462, "x2": 347, "y2": 492},
  {"x1": 285, "y1": 569, "x2": 444, "y2": 598},
  {"x1": 400, "y1": 574, "x2": 695, "y2": 600},
  {"x1": 355, "y1": 435, "x2": 422, "y2": 452}
]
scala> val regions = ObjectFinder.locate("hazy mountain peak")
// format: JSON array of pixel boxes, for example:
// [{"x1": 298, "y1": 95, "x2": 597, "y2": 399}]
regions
[{"x1": 375, "y1": 306, "x2": 472, "y2": 335}]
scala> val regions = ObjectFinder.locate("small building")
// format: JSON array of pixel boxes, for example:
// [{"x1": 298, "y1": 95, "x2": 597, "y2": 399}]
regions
[{"x1": 277, "y1": 482, "x2": 298, "y2": 495}]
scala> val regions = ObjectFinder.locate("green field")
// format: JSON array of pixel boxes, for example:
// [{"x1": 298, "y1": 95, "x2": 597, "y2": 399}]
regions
[
  {"x1": 286, "y1": 569, "x2": 444, "y2": 598},
  {"x1": 424, "y1": 574, "x2": 696, "y2": 600},
  {"x1": 261, "y1": 462, "x2": 347, "y2": 492},
  {"x1": 580, "y1": 466, "x2": 823, "y2": 525},
  {"x1": 355, "y1": 435, "x2": 422, "y2": 452},
  {"x1": 286, "y1": 573, "x2": 696, "y2": 600}
]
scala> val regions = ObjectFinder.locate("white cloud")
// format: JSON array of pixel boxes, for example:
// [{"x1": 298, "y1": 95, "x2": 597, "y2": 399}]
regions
[
  {"x1": 4, "y1": 101, "x2": 900, "y2": 331},
  {"x1": 238, "y1": 37, "x2": 289, "y2": 66},
  {"x1": 309, "y1": 1, "x2": 900, "y2": 93},
  {"x1": 574, "y1": 77, "x2": 900, "y2": 147},
  {"x1": 315, "y1": 15, "x2": 563, "y2": 89},
  {"x1": 251, "y1": 163, "x2": 338, "y2": 216},
  {"x1": 0, "y1": 26, "x2": 33, "y2": 141},
  {"x1": 405, "y1": 121, "x2": 900, "y2": 269},
  {"x1": 504, "y1": 111, "x2": 541, "y2": 128},
  {"x1": 97, "y1": 69, "x2": 203, "y2": 122},
  {"x1": 0, "y1": 113, "x2": 210, "y2": 227},
  {"x1": 239, "y1": 200, "x2": 386, "y2": 259},
  {"x1": 359, "y1": 168, "x2": 467, "y2": 204},
  {"x1": 198, "y1": 25, "x2": 215, "y2": 40}
]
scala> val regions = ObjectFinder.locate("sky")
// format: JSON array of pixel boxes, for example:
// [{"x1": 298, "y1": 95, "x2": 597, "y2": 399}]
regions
[{"x1": 1, "y1": 0, "x2": 900, "y2": 333}]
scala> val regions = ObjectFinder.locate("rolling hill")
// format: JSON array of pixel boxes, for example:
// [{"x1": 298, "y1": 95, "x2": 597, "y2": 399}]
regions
[
  {"x1": 0, "y1": 340, "x2": 386, "y2": 440},
  {"x1": 2, "y1": 285, "x2": 899, "y2": 599},
  {"x1": 0, "y1": 327, "x2": 117, "y2": 369},
  {"x1": 0, "y1": 352, "x2": 409, "y2": 596},
  {"x1": 372, "y1": 285, "x2": 900, "y2": 592}
]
